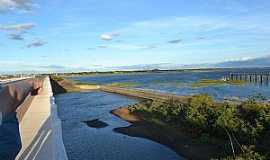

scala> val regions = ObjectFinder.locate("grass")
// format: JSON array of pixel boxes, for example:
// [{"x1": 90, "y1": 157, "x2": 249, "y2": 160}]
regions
[{"x1": 192, "y1": 79, "x2": 246, "y2": 88}]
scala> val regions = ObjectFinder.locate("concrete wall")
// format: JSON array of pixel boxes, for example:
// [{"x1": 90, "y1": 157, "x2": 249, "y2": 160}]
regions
[{"x1": 16, "y1": 77, "x2": 68, "y2": 160}]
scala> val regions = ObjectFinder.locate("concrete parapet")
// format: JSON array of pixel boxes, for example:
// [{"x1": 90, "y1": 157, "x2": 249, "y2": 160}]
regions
[{"x1": 15, "y1": 77, "x2": 68, "y2": 160}]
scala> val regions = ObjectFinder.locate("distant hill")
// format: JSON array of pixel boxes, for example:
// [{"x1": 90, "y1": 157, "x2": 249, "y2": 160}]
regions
[{"x1": 215, "y1": 56, "x2": 270, "y2": 68}]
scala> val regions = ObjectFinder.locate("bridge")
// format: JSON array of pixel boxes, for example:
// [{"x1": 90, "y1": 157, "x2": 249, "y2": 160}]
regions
[{"x1": 0, "y1": 77, "x2": 68, "y2": 160}]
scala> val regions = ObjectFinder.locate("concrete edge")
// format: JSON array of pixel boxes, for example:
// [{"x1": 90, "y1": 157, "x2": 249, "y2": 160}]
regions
[{"x1": 47, "y1": 77, "x2": 68, "y2": 160}]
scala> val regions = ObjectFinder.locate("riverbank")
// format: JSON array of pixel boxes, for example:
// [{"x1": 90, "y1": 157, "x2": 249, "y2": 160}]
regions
[
  {"x1": 50, "y1": 76, "x2": 100, "y2": 95},
  {"x1": 112, "y1": 96, "x2": 270, "y2": 159},
  {"x1": 50, "y1": 76, "x2": 189, "y2": 101},
  {"x1": 112, "y1": 107, "x2": 225, "y2": 160}
]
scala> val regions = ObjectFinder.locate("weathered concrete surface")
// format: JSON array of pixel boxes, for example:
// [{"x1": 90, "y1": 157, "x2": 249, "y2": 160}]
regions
[
  {"x1": 16, "y1": 77, "x2": 68, "y2": 160},
  {"x1": 0, "y1": 78, "x2": 43, "y2": 160},
  {"x1": 0, "y1": 78, "x2": 43, "y2": 119}
]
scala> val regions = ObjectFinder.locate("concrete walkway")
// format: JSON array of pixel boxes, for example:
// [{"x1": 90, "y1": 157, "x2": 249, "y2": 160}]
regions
[{"x1": 16, "y1": 77, "x2": 68, "y2": 160}]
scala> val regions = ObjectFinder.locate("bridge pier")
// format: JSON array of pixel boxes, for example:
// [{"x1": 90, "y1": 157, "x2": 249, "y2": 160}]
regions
[{"x1": 227, "y1": 72, "x2": 270, "y2": 85}]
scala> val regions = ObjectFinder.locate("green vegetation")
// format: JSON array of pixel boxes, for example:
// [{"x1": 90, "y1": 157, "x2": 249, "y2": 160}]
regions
[
  {"x1": 106, "y1": 82, "x2": 141, "y2": 88},
  {"x1": 222, "y1": 146, "x2": 267, "y2": 160},
  {"x1": 192, "y1": 79, "x2": 246, "y2": 88},
  {"x1": 128, "y1": 94, "x2": 270, "y2": 159}
]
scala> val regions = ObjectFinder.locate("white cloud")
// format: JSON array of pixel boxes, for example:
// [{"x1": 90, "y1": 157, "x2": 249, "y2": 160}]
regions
[
  {"x1": 100, "y1": 34, "x2": 113, "y2": 41},
  {"x1": 27, "y1": 39, "x2": 47, "y2": 48},
  {"x1": 100, "y1": 32, "x2": 120, "y2": 41},
  {"x1": 0, "y1": 23, "x2": 35, "y2": 32},
  {"x1": 0, "y1": 23, "x2": 35, "y2": 40},
  {"x1": 8, "y1": 33, "x2": 24, "y2": 40},
  {"x1": 0, "y1": 0, "x2": 32, "y2": 12}
]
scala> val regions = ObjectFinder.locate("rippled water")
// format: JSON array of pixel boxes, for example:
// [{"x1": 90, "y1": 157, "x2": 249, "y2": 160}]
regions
[
  {"x1": 71, "y1": 69, "x2": 270, "y2": 100},
  {"x1": 56, "y1": 91, "x2": 183, "y2": 160}
]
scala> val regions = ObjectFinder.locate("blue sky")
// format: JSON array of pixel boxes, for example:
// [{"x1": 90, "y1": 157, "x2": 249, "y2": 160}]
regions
[{"x1": 0, "y1": 0, "x2": 270, "y2": 72}]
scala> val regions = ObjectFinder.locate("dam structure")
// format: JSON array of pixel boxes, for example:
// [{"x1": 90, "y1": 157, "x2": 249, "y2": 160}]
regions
[{"x1": 0, "y1": 77, "x2": 68, "y2": 160}]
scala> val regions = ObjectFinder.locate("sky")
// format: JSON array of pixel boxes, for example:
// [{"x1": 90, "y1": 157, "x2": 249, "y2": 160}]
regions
[{"x1": 0, "y1": 0, "x2": 270, "y2": 73}]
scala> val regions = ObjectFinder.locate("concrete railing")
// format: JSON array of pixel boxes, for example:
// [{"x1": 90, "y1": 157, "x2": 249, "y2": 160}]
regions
[
  {"x1": 16, "y1": 77, "x2": 68, "y2": 160},
  {"x1": 0, "y1": 77, "x2": 34, "y2": 85}
]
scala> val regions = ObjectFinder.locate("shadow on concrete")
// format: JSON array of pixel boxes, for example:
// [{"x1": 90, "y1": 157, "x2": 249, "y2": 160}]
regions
[{"x1": 17, "y1": 117, "x2": 52, "y2": 160}]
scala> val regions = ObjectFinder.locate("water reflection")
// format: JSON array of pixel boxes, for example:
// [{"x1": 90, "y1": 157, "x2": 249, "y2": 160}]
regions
[{"x1": 0, "y1": 113, "x2": 21, "y2": 160}]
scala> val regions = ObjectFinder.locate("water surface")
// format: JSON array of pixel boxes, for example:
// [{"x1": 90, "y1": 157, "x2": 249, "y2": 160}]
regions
[
  {"x1": 71, "y1": 69, "x2": 270, "y2": 100},
  {"x1": 56, "y1": 91, "x2": 183, "y2": 160}
]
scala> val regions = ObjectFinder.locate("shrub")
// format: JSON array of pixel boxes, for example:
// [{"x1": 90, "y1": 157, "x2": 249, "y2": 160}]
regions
[
  {"x1": 222, "y1": 146, "x2": 266, "y2": 160},
  {"x1": 238, "y1": 99, "x2": 270, "y2": 141},
  {"x1": 128, "y1": 94, "x2": 270, "y2": 158},
  {"x1": 215, "y1": 104, "x2": 242, "y2": 133},
  {"x1": 186, "y1": 94, "x2": 217, "y2": 130}
]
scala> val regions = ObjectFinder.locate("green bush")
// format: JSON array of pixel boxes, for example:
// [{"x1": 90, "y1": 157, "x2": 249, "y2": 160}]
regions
[
  {"x1": 186, "y1": 94, "x2": 217, "y2": 130},
  {"x1": 129, "y1": 94, "x2": 270, "y2": 158},
  {"x1": 222, "y1": 146, "x2": 266, "y2": 160},
  {"x1": 237, "y1": 99, "x2": 270, "y2": 141},
  {"x1": 215, "y1": 104, "x2": 242, "y2": 133}
]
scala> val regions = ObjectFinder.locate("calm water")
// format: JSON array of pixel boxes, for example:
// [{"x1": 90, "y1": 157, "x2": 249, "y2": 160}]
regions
[
  {"x1": 71, "y1": 69, "x2": 270, "y2": 100},
  {"x1": 56, "y1": 69, "x2": 269, "y2": 160},
  {"x1": 56, "y1": 91, "x2": 183, "y2": 160}
]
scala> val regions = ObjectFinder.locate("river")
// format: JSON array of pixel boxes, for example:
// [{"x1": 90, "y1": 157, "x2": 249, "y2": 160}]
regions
[
  {"x1": 70, "y1": 69, "x2": 270, "y2": 100},
  {"x1": 57, "y1": 69, "x2": 270, "y2": 159},
  {"x1": 56, "y1": 91, "x2": 183, "y2": 160}
]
